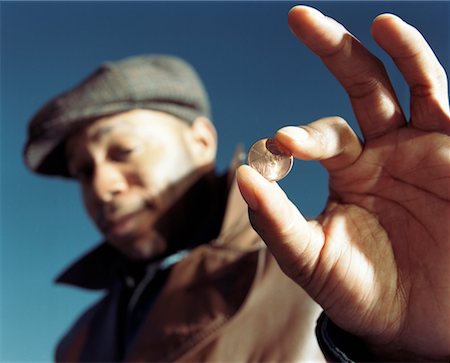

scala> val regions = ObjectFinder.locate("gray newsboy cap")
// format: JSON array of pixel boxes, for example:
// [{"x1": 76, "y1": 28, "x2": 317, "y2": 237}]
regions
[{"x1": 24, "y1": 55, "x2": 211, "y2": 177}]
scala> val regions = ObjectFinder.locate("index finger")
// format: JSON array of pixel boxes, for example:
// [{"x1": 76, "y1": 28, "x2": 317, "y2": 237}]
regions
[{"x1": 288, "y1": 6, "x2": 406, "y2": 140}]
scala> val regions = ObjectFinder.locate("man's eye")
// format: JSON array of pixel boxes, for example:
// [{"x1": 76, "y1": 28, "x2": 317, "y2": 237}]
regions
[{"x1": 111, "y1": 147, "x2": 136, "y2": 161}]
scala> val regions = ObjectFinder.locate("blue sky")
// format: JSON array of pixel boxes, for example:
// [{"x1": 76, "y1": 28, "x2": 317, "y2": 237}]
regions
[{"x1": 1, "y1": 1, "x2": 448, "y2": 361}]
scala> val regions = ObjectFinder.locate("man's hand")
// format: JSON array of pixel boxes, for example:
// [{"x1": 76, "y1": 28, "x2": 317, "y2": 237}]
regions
[{"x1": 237, "y1": 6, "x2": 450, "y2": 360}]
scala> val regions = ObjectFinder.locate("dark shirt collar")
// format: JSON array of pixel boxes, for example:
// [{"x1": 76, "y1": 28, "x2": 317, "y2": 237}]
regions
[{"x1": 55, "y1": 242, "x2": 126, "y2": 290}]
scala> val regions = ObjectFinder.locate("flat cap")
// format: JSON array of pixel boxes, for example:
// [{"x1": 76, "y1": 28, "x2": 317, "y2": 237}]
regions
[{"x1": 24, "y1": 55, "x2": 211, "y2": 177}]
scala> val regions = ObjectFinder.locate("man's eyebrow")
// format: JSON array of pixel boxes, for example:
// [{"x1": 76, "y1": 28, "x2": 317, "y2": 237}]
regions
[{"x1": 91, "y1": 121, "x2": 133, "y2": 141}]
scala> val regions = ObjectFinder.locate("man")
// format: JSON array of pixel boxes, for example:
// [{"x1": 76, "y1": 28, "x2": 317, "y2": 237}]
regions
[
  {"x1": 25, "y1": 47, "x2": 324, "y2": 363},
  {"x1": 24, "y1": 5, "x2": 449, "y2": 362}
]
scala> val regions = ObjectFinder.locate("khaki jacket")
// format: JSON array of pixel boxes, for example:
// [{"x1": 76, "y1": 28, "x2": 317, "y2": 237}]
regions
[{"x1": 55, "y1": 170, "x2": 325, "y2": 362}]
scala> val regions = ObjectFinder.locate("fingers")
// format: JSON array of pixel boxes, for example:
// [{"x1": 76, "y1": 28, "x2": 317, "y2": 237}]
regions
[
  {"x1": 288, "y1": 6, "x2": 406, "y2": 140},
  {"x1": 236, "y1": 164, "x2": 324, "y2": 284},
  {"x1": 237, "y1": 116, "x2": 361, "y2": 288},
  {"x1": 371, "y1": 14, "x2": 450, "y2": 134},
  {"x1": 275, "y1": 116, "x2": 363, "y2": 172}
]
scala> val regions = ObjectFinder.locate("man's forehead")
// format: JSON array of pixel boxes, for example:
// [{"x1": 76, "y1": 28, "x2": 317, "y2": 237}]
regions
[
  {"x1": 65, "y1": 109, "x2": 188, "y2": 152},
  {"x1": 86, "y1": 109, "x2": 187, "y2": 139},
  {"x1": 89, "y1": 119, "x2": 135, "y2": 141},
  {"x1": 66, "y1": 118, "x2": 132, "y2": 150}
]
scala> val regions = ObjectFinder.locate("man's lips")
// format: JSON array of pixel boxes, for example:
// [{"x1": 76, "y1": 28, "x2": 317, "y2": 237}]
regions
[
  {"x1": 96, "y1": 198, "x2": 158, "y2": 236},
  {"x1": 99, "y1": 210, "x2": 142, "y2": 236}
]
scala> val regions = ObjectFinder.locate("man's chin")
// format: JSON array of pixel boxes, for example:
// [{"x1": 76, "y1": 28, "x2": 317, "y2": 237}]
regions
[{"x1": 108, "y1": 232, "x2": 167, "y2": 260}]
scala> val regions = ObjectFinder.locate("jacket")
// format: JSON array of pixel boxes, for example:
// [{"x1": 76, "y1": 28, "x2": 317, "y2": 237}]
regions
[{"x1": 54, "y1": 167, "x2": 325, "y2": 362}]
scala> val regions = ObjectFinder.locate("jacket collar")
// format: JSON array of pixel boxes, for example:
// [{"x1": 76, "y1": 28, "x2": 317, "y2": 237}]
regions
[
  {"x1": 55, "y1": 242, "x2": 126, "y2": 290},
  {"x1": 125, "y1": 156, "x2": 263, "y2": 361}
]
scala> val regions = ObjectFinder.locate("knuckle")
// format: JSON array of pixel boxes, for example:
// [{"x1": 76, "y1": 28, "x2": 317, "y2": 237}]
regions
[
  {"x1": 281, "y1": 258, "x2": 312, "y2": 286},
  {"x1": 329, "y1": 116, "x2": 348, "y2": 129},
  {"x1": 344, "y1": 55, "x2": 389, "y2": 99},
  {"x1": 319, "y1": 27, "x2": 352, "y2": 59},
  {"x1": 410, "y1": 83, "x2": 434, "y2": 98},
  {"x1": 306, "y1": 125, "x2": 328, "y2": 157},
  {"x1": 333, "y1": 116, "x2": 354, "y2": 139},
  {"x1": 347, "y1": 76, "x2": 383, "y2": 99},
  {"x1": 319, "y1": 116, "x2": 350, "y2": 151}
]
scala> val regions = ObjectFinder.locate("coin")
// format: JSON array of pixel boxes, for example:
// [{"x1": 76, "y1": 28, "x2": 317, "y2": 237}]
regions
[{"x1": 247, "y1": 138, "x2": 293, "y2": 181}]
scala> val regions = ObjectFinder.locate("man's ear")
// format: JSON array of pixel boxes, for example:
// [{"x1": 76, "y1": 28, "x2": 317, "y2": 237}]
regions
[{"x1": 188, "y1": 116, "x2": 217, "y2": 165}]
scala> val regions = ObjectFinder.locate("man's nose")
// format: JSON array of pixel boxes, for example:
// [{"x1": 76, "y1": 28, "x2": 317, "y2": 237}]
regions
[{"x1": 92, "y1": 163, "x2": 127, "y2": 202}]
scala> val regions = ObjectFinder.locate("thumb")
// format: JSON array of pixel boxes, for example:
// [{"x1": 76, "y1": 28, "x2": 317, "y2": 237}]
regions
[{"x1": 236, "y1": 164, "x2": 324, "y2": 285}]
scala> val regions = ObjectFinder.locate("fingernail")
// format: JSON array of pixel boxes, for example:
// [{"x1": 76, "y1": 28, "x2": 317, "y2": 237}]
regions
[
  {"x1": 277, "y1": 126, "x2": 309, "y2": 143},
  {"x1": 290, "y1": 5, "x2": 325, "y2": 19}
]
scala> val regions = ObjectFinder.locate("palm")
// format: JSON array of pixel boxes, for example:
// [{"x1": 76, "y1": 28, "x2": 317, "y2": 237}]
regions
[{"x1": 316, "y1": 128, "x2": 449, "y2": 356}]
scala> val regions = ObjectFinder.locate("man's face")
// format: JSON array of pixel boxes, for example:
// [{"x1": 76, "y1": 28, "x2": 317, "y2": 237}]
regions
[{"x1": 66, "y1": 109, "x2": 216, "y2": 259}]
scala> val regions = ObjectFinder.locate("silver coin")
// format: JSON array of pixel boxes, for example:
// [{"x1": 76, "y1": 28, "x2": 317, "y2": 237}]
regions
[{"x1": 247, "y1": 138, "x2": 293, "y2": 181}]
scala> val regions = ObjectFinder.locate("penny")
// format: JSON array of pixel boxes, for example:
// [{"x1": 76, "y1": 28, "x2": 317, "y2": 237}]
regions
[{"x1": 247, "y1": 138, "x2": 293, "y2": 181}]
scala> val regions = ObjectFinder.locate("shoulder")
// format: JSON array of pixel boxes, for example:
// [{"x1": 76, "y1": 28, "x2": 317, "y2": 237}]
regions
[{"x1": 54, "y1": 294, "x2": 109, "y2": 362}]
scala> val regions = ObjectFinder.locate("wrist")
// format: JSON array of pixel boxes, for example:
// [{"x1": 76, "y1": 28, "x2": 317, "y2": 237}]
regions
[
  {"x1": 315, "y1": 313, "x2": 380, "y2": 362},
  {"x1": 316, "y1": 313, "x2": 450, "y2": 362}
]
